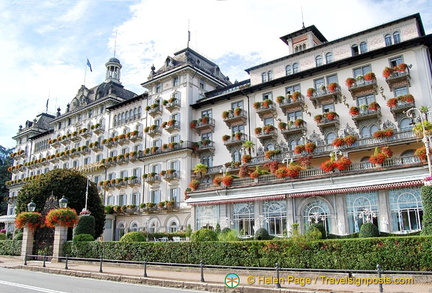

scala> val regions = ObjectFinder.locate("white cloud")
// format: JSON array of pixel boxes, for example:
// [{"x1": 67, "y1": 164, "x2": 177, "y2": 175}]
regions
[{"x1": 0, "y1": 0, "x2": 431, "y2": 148}]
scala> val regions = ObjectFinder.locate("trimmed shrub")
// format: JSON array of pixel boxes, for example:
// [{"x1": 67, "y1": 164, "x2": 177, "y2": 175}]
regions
[
  {"x1": 218, "y1": 229, "x2": 239, "y2": 241},
  {"x1": 359, "y1": 222, "x2": 379, "y2": 238},
  {"x1": 13, "y1": 232, "x2": 23, "y2": 241},
  {"x1": 73, "y1": 215, "x2": 95, "y2": 238},
  {"x1": 191, "y1": 228, "x2": 218, "y2": 242},
  {"x1": 254, "y1": 228, "x2": 271, "y2": 240},
  {"x1": 221, "y1": 227, "x2": 231, "y2": 234},
  {"x1": 73, "y1": 234, "x2": 94, "y2": 243},
  {"x1": 0, "y1": 234, "x2": 6, "y2": 240},
  {"x1": 120, "y1": 232, "x2": 146, "y2": 242},
  {"x1": 421, "y1": 185, "x2": 432, "y2": 235}
]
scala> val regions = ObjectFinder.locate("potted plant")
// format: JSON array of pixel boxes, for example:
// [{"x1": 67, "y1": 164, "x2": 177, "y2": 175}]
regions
[
  {"x1": 242, "y1": 154, "x2": 252, "y2": 163},
  {"x1": 368, "y1": 101, "x2": 380, "y2": 111},
  {"x1": 415, "y1": 146, "x2": 429, "y2": 162},
  {"x1": 235, "y1": 132, "x2": 243, "y2": 140},
  {"x1": 294, "y1": 144, "x2": 305, "y2": 154},
  {"x1": 253, "y1": 102, "x2": 261, "y2": 109},
  {"x1": 332, "y1": 137, "x2": 345, "y2": 147},
  {"x1": 306, "y1": 88, "x2": 315, "y2": 98},
  {"x1": 254, "y1": 127, "x2": 262, "y2": 135},
  {"x1": 193, "y1": 163, "x2": 208, "y2": 177},
  {"x1": 15, "y1": 212, "x2": 44, "y2": 229},
  {"x1": 274, "y1": 167, "x2": 289, "y2": 178},
  {"x1": 287, "y1": 164, "x2": 302, "y2": 178},
  {"x1": 387, "y1": 98, "x2": 398, "y2": 108},
  {"x1": 321, "y1": 160, "x2": 336, "y2": 172},
  {"x1": 345, "y1": 77, "x2": 356, "y2": 88},
  {"x1": 327, "y1": 82, "x2": 338, "y2": 92},
  {"x1": 305, "y1": 142, "x2": 316, "y2": 153},
  {"x1": 382, "y1": 67, "x2": 393, "y2": 78},
  {"x1": 363, "y1": 72, "x2": 376, "y2": 81},
  {"x1": 294, "y1": 118, "x2": 304, "y2": 127},
  {"x1": 263, "y1": 124, "x2": 275, "y2": 133},
  {"x1": 222, "y1": 175, "x2": 234, "y2": 186},
  {"x1": 278, "y1": 121, "x2": 287, "y2": 130},
  {"x1": 349, "y1": 106, "x2": 360, "y2": 116},
  {"x1": 222, "y1": 134, "x2": 231, "y2": 142},
  {"x1": 213, "y1": 176, "x2": 223, "y2": 186},
  {"x1": 314, "y1": 114, "x2": 323, "y2": 123},
  {"x1": 397, "y1": 63, "x2": 408, "y2": 72},
  {"x1": 264, "y1": 160, "x2": 280, "y2": 174},
  {"x1": 276, "y1": 96, "x2": 284, "y2": 104},
  {"x1": 325, "y1": 111, "x2": 337, "y2": 121},
  {"x1": 189, "y1": 179, "x2": 200, "y2": 190},
  {"x1": 233, "y1": 107, "x2": 242, "y2": 116},
  {"x1": 335, "y1": 156, "x2": 352, "y2": 171},
  {"x1": 344, "y1": 135, "x2": 357, "y2": 146},
  {"x1": 45, "y1": 208, "x2": 79, "y2": 228},
  {"x1": 400, "y1": 94, "x2": 414, "y2": 103},
  {"x1": 292, "y1": 91, "x2": 301, "y2": 101},
  {"x1": 222, "y1": 111, "x2": 230, "y2": 119},
  {"x1": 262, "y1": 99, "x2": 273, "y2": 108}
]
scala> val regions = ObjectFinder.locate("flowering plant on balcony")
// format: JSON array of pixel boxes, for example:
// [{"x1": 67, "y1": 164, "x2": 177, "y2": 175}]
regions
[
  {"x1": 222, "y1": 175, "x2": 234, "y2": 186},
  {"x1": 304, "y1": 142, "x2": 316, "y2": 153},
  {"x1": 321, "y1": 160, "x2": 336, "y2": 172},
  {"x1": 242, "y1": 154, "x2": 252, "y2": 163},
  {"x1": 368, "y1": 146, "x2": 392, "y2": 165},
  {"x1": 363, "y1": 72, "x2": 376, "y2": 81},
  {"x1": 314, "y1": 114, "x2": 323, "y2": 123},
  {"x1": 386, "y1": 98, "x2": 398, "y2": 108},
  {"x1": 253, "y1": 102, "x2": 261, "y2": 109},
  {"x1": 306, "y1": 88, "x2": 315, "y2": 98},
  {"x1": 382, "y1": 67, "x2": 393, "y2": 78},
  {"x1": 15, "y1": 212, "x2": 44, "y2": 229},
  {"x1": 265, "y1": 161, "x2": 280, "y2": 174},
  {"x1": 332, "y1": 137, "x2": 345, "y2": 147},
  {"x1": 276, "y1": 96, "x2": 284, "y2": 104},
  {"x1": 415, "y1": 146, "x2": 429, "y2": 162},
  {"x1": 397, "y1": 63, "x2": 408, "y2": 72},
  {"x1": 344, "y1": 135, "x2": 357, "y2": 146},
  {"x1": 294, "y1": 118, "x2": 304, "y2": 127},
  {"x1": 264, "y1": 149, "x2": 281, "y2": 159},
  {"x1": 278, "y1": 122, "x2": 287, "y2": 130},
  {"x1": 274, "y1": 166, "x2": 289, "y2": 178},
  {"x1": 292, "y1": 91, "x2": 301, "y2": 101},
  {"x1": 349, "y1": 106, "x2": 360, "y2": 116},
  {"x1": 399, "y1": 94, "x2": 414, "y2": 103},
  {"x1": 373, "y1": 128, "x2": 394, "y2": 139},
  {"x1": 254, "y1": 127, "x2": 262, "y2": 135},
  {"x1": 45, "y1": 208, "x2": 79, "y2": 228},
  {"x1": 222, "y1": 111, "x2": 230, "y2": 119},
  {"x1": 213, "y1": 176, "x2": 223, "y2": 186},
  {"x1": 327, "y1": 82, "x2": 338, "y2": 92},
  {"x1": 262, "y1": 99, "x2": 273, "y2": 108},
  {"x1": 233, "y1": 107, "x2": 242, "y2": 116},
  {"x1": 189, "y1": 179, "x2": 200, "y2": 190},
  {"x1": 345, "y1": 77, "x2": 356, "y2": 88},
  {"x1": 263, "y1": 124, "x2": 276, "y2": 133},
  {"x1": 222, "y1": 135, "x2": 231, "y2": 142},
  {"x1": 368, "y1": 102, "x2": 380, "y2": 111},
  {"x1": 324, "y1": 111, "x2": 338, "y2": 121},
  {"x1": 335, "y1": 156, "x2": 352, "y2": 171}
]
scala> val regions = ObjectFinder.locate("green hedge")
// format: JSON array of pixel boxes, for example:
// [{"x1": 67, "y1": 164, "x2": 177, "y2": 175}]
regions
[
  {"x1": 63, "y1": 236, "x2": 432, "y2": 271},
  {"x1": 0, "y1": 240, "x2": 22, "y2": 256}
]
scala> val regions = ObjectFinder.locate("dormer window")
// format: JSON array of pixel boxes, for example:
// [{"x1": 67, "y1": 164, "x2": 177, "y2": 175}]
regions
[
  {"x1": 351, "y1": 44, "x2": 359, "y2": 56},
  {"x1": 285, "y1": 65, "x2": 292, "y2": 76},
  {"x1": 393, "y1": 32, "x2": 401, "y2": 44},
  {"x1": 325, "y1": 52, "x2": 333, "y2": 64},
  {"x1": 292, "y1": 63, "x2": 299, "y2": 73},
  {"x1": 360, "y1": 42, "x2": 368, "y2": 54},
  {"x1": 315, "y1": 55, "x2": 323, "y2": 67},
  {"x1": 262, "y1": 70, "x2": 273, "y2": 82}
]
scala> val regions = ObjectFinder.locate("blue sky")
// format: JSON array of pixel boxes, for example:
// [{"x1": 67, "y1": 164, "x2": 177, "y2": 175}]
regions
[{"x1": 1, "y1": 0, "x2": 431, "y2": 148}]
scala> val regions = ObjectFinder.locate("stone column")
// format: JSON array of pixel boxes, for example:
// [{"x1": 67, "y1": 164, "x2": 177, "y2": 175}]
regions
[
  {"x1": 21, "y1": 226, "x2": 35, "y2": 260},
  {"x1": 52, "y1": 226, "x2": 68, "y2": 263}
]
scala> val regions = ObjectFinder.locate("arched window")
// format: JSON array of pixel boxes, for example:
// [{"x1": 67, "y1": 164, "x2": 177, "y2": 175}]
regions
[
  {"x1": 400, "y1": 118, "x2": 413, "y2": 131},
  {"x1": 167, "y1": 218, "x2": 179, "y2": 232},
  {"x1": 325, "y1": 52, "x2": 333, "y2": 63},
  {"x1": 285, "y1": 65, "x2": 292, "y2": 76},
  {"x1": 263, "y1": 201, "x2": 287, "y2": 236},
  {"x1": 116, "y1": 222, "x2": 125, "y2": 240},
  {"x1": 360, "y1": 42, "x2": 368, "y2": 53},
  {"x1": 325, "y1": 132, "x2": 337, "y2": 145},
  {"x1": 389, "y1": 189, "x2": 423, "y2": 232},
  {"x1": 262, "y1": 72, "x2": 268, "y2": 83},
  {"x1": 303, "y1": 199, "x2": 331, "y2": 236},
  {"x1": 346, "y1": 193, "x2": 378, "y2": 233},
  {"x1": 393, "y1": 31, "x2": 401, "y2": 44},
  {"x1": 292, "y1": 63, "x2": 299, "y2": 73},
  {"x1": 130, "y1": 222, "x2": 139, "y2": 232},
  {"x1": 233, "y1": 203, "x2": 254, "y2": 236},
  {"x1": 385, "y1": 34, "x2": 392, "y2": 46},
  {"x1": 265, "y1": 143, "x2": 275, "y2": 151},
  {"x1": 232, "y1": 150, "x2": 241, "y2": 163},
  {"x1": 315, "y1": 55, "x2": 323, "y2": 67}
]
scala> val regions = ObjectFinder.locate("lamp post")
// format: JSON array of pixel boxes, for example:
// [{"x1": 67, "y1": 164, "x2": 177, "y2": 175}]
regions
[
  {"x1": 59, "y1": 196, "x2": 68, "y2": 209},
  {"x1": 406, "y1": 107, "x2": 432, "y2": 176}
]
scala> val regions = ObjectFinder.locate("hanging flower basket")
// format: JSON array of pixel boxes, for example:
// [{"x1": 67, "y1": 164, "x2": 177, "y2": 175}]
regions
[
  {"x1": 345, "y1": 78, "x2": 356, "y2": 88},
  {"x1": 15, "y1": 212, "x2": 44, "y2": 229},
  {"x1": 335, "y1": 156, "x2": 352, "y2": 171},
  {"x1": 386, "y1": 98, "x2": 398, "y2": 108},
  {"x1": 363, "y1": 72, "x2": 376, "y2": 81},
  {"x1": 304, "y1": 142, "x2": 316, "y2": 153},
  {"x1": 306, "y1": 88, "x2": 315, "y2": 98},
  {"x1": 294, "y1": 145, "x2": 305, "y2": 154},
  {"x1": 344, "y1": 135, "x2": 357, "y2": 146},
  {"x1": 321, "y1": 160, "x2": 336, "y2": 172},
  {"x1": 349, "y1": 106, "x2": 360, "y2": 116},
  {"x1": 45, "y1": 208, "x2": 79, "y2": 228},
  {"x1": 222, "y1": 175, "x2": 234, "y2": 186},
  {"x1": 369, "y1": 153, "x2": 387, "y2": 165},
  {"x1": 327, "y1": 82, "x2": 338, "y2": 92},
  {"x1": 382, "y1": 67, "x2": 393, "y2": 78},
  {"x1": 213, "y1": 177, "x2": 223, "y2": 186},
  {"x1": 332, "y1": 137, "x2": 345, "y2": 147},
  {"x1": 415, "y1": 146, "x2": 428, "y2": 162}
]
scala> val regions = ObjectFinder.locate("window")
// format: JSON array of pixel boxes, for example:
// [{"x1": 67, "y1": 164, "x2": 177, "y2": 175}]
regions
[
  {"x1": 201, "y1": 109, "x2": 212, "y2": 118},
  {"x1": 285, "y1": 65, "x2": 292, "y2": 76},
  {"x1": 325, "y1": 132, "x2": 337, "y2": 145},
  {"x1": 170, "y1": 188, "x2": 180, "y2": 203},
  {"x1": 385, "y1": 34, "x2": 392, "y2": 46},
  {"x1": 150, "y1": 190, "x2": 161, "y2": 204},
  {"x1": 287, "y1": 110, "x2": 302, "y2": 122},
  {"x1": 263, "y1": 117, "x2": 274, "y2": 126},
  {"x1": 357, "y1": 94, "x2": 376, "y2": 110},
  {"x1": 393, "y1": 31, "x2": 401, "y2": 44},
  {"x1": 199, "y1": 79, "x2": 205, "y2": 90},
  {"x1": 262, "y1": 72, "x2": 268, "y2": 83},
  {"x1": 360, "y1": 125, "x2": 379, "y2": 138},
  {"x1": 267, "y1": 70, "x2": 272, "y2": 81},
  {"x1": 201, "y1": 132, "x2": 212, "y2": 142},
  {"x1": 262, "y1": 92, "x2": 273, "y2": 101},
  {"x1": 400, "y1": 118, "x2": 412, "y2": 131},
  {"x1": 351, "y1": 44, "x2": 359, "y2": 56},
  {"x1": 394, "y1": 86, "x2": 408, "y2": 97},
  {"x1": 322, "y1": 103, "x2": 335, "y2": 113},
  {"x1": 118, "y1": 194, "x2": 126, "y2": 206},
  {"x1": 359, "y1": 42, "x2": 368, "y2": 54},
  {"x1": 303, "y1": 199, "x2": 331, "y2": 235},
  {"x1": 389, "y1": 189, "x2": 423, "y2": 232},
  {"x1": 233, "y1": 203, "x2": 255, "y2": 236},
  {"x1": 346, "y1": 193, "x2": 379, "y2": 233},
  {"x1": 232, "y1": 150, "x2": 241, "y2": 162},
  {"x1": 231, "y1": 101, "x2": 243, "y2": 110},
  {"x1": 131, "y1": 193, "x2": 139, "y2": 205},
  {"x1": 326, "y1": 74, "x2": 338, "y2": 85},
  {"x1": 156, "y1": 83, "x2": 161, "y2": 93},
  {"x1": 353, "y1": 65, "x2": 371, "y2": 79},
  {"x1": 173, "y1": 76, "x2": 179, "y2": 87},
  {"x1": 201, "y1": 155, "x2": 213, "y2": 167},
  {"x1": 315, "y1": 55, "x2": 323, "y2": 67},
  {"x1": 130, "y1": 222, "x2": 139, "y2": 232},
  {"x1": 285, "y1": 84, "x2": 301, "y2": 95},
  {"x1": 292, "y1": 63, "x2": 299, "y2": 73},
  {"x1": 389, "y1": 56, "x2": 403, "y2": 68},
  {"x1": 314, "y1": 78, "x2": 325, "y2": 90},
  {"x1": 263, "y1": 201, "x2": 287, "y2": 236},
  {"x1": 325, "y1": 52, "x2": 333, "y2": 64},
  {"x1": 232, "y1": 124, "x2": 245, "y2": 135}
]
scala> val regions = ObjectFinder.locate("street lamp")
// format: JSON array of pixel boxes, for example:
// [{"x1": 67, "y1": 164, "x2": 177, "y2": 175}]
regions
[
  {"x1": 27, "y1": 200, "x2": 36, "y2": 212},
  {"x1": 406, "y1": 107, "x2": 432, "y2": 176},
  {"x1": 59, "y1": 196, "x2": 68, "y2": 208}
]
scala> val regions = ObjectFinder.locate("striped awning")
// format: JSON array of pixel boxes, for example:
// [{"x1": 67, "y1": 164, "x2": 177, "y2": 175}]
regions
[
  {"x1": 288, "y1": 180, "x2": 424, "y2": 198},
  {"x1": 190, "y1": 194, "x2": 286, "y2": 206}
]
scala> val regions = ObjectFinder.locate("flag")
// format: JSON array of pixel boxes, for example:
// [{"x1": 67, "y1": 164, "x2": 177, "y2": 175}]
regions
[
  {"x1": 46, "y1": 98, "x2": 49, "y2": 112},
  {"x1": 87, "y1": 58, "x2": 92, "y2": 72}
]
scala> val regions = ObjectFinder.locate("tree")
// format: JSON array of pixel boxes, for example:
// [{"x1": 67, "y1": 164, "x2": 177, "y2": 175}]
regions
[
  {"x1": 15, "y1": 169, "x2": 105, "y2": 238},
  {"x1": 0, "y1": 145, "x2": 13, "y2": 215}
]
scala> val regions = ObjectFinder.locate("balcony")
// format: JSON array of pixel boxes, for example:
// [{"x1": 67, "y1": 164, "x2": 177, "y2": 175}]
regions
[
  {"x1": 192, "y1": 117, "x2": 215, "y2": 134},
  {"x1": 71, "y1": 135, "x2": 81, "y2": 143},
  {"x1": 80, "y1": 129, "x2": 92, "y2": 139},
  {"x1": 348, "y1": 79, "x2": 378, "y2": 97},
  {"x1": 193, "y1": 140, "x2": 215, "y2": 154},
  {"x1": 223, "y1": 109, "x2": 248, "y2": 128},
  {"x1": 278, "y1": 96, "x2": 306, "y2": 114},
  {"x1": 145, "y1": 175, "x2": 161, "y2": 184},
  {"x1": 102, "y1": 138, "x2": 117, "y2": 149},
  {"x1": 256, "y1": 128, "x2": 278, "y2": 141},
  {"x1": 146, "y1": 126, "x2": 162, "y2": 138},
  {"x1": 351, "y1": 108, "x2": 381, "y2": 127},
  {"x1": 309, "y1": 87, "x2": 342, "y2": 109},
  {"x1": 386, "y1": 70, "x2": 411, "y2": 91},
  {"x1": 129, "y1": 133, "x2": 143, "y2": 142},
  {"x1": 163, "y1": 120, "x2": 180, "y2": 133},
  {"x1": 92, "y1": 125, "x2": 105, "y2": 135},
  {"x1": 148, "y1": 105, "x2": 162, "y2": 118},
  {"x1": 223, "y1": 133, "x2": 248, "y2": 147},
  {"x1": 254, "y1": 102, "x2": 277, "y2": 119},
  {"x1": 280, "y1": 122, "x2": 307, "y2": 137},
  {"x1": 164, "y1": 99, "x2": 180, "y2": 112},
  {"x1": 128, "y1": 178, "x2": 141, "y2": 187},
  {"x1": 316, "y1": 115, "x2": 340, "y2": 132},
  {"x1": 162, "y1": 172, "x2": 180, "y2": 182},
  {"x1": 389, "y1": 101, "x2": 415, "y2": 118}
]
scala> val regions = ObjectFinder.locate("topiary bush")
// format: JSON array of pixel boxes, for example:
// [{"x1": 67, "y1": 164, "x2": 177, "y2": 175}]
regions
[
  {"x1": 120, "y1": 232, "x2": 146, "y2": 242},
  {"x1": 190, "y1": 228, "x2": 218, "y2": 242},
  {"x1": 73, "y1": 215, "x2": 95, "y2": 238},
  {"x1": 307, "y1": 223, "x2": 326, "y2": 239},
  {"x1": 359, "y1": 222, "x2": 379, "y2": 238},
  {"x1": 254, "y1": 228, "x2": 271, "y2": 240},
  {"x1": 218, "y1": 229, "x2": 239, "y2": 241},
  {"x1": 221, "y1": 227, "x2": 231, "y2": 234},
  {"x1": 421, "y1": 185, "x2": 432, "y2": 235},
  {"x1": 73, "y1": 234, "x2": 94, "y2": 243}
]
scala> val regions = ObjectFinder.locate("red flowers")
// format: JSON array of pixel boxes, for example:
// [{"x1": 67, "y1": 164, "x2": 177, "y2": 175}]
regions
[{"x1": 45, "y1": 208, "x2": 79, "y2": 228}]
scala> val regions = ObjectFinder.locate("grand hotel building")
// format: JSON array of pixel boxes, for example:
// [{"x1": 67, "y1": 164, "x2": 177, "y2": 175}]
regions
[{"x1": 4, "y1": 13, "x2": 432, "y2": 239}]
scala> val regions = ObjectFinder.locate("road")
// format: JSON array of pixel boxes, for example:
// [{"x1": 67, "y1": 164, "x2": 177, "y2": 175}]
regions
[{"x1": 0, "y1": 267, "x2": 206, "y2": 293}]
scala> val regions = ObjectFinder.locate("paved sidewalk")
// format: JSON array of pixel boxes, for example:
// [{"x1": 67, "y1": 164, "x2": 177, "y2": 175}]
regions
[{"x1": 0, "y1": 255, "x2": 431, "y2": 293}]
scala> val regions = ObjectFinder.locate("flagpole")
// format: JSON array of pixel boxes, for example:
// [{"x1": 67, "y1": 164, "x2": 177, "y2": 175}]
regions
[{"x1": 84, "y1": 62, "x2": 87, "y2": 86}]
